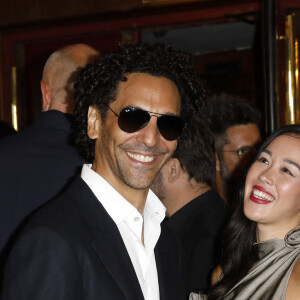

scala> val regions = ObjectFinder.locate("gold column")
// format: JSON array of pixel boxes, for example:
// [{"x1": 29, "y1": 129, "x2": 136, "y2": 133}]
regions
[
  {"x1": 11, "y1": 66, "x2": 18, "y2": 131},
  {"x1": 285, "y1": 13, "x2": 300, "y2": 124}
]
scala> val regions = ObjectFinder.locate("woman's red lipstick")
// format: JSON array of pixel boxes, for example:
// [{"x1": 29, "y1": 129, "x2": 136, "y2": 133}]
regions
[{"x1": 249, "y1": 185, "x2": 274, "y2": 205}]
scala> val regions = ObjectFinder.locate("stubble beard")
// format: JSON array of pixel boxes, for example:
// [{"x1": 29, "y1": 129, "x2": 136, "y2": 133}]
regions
[{"x1": 116, "y1": 145, "x2": 169, "y2": 190}]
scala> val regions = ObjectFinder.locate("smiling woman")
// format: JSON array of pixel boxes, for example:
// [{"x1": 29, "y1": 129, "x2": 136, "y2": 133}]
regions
[
  {"x1": 190, "y1": 124, "x2": 300, "y2": 300},
  {"x1": 244, "y1": 134, "x2": 300, "y2": 241}
]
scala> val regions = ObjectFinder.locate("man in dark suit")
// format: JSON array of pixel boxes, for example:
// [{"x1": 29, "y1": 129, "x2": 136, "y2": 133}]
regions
[
  {"x1": 0, "y1": 44, "x2": 99, "y2": 264},
  {"x1": 152, "y1": 114, "x2": 228, "y2": 298},
  {"x1": 1, "y1": 43, "x2": 205, "y2": 299}
]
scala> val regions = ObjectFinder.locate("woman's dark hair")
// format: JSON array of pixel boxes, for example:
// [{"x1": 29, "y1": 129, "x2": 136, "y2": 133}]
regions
[
  {"x1": 207, "y1": 124, "x2": 300, "y2": 299},
  {"x1": 74, "y1": 43, "x2": 206, "y2": 161}
]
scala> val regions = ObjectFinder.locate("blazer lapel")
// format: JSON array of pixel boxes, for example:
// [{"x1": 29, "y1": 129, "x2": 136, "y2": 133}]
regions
[
  {"x1": 69, "y1": 177, "x2": 144, "y2": 300},
  {"x1": 155, "y1": 224, "x2": 184, "y2": 300},
  {"x1": 91, "y1": 226, "x2": 144, "y2": 300}
]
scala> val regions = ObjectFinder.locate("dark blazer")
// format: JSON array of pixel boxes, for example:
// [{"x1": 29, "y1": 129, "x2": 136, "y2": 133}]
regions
[
  {"x1": 0, "y1": 111, "x2": 85, "y2": 263},
  {"x1": 166, "y1": 190, "x2": 228, "y2": 298},
  {"x1": 1, "y1": 177, "x2": 184, "y2": 300}
]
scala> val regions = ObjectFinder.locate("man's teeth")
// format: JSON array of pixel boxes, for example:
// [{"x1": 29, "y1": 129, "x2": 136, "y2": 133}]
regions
[
  {"x1": 127, "y1": 152, "x2": 155, "y2": 162},
  {"x1": 253, "y1": 188, "x2": 274, "y2": 202}
]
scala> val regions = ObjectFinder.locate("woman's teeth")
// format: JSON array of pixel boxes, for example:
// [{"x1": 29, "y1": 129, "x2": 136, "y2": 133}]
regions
[{"x1": 252, "y1": 188, "x2": 274, "y2": 202}]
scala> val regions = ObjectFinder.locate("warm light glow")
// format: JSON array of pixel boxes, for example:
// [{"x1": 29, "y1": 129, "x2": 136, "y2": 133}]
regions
[
  {"x1": 295, "y1": 39, "x2": 299, "y2": 80},
  {"x1": 295, "y1": 39, "x2": 299, "y2": 120},
  {"x1": 286, "y1": 15, "x2": 295, "y2": 124},
  {"x1": 288, "y1": 66, "x2": 295, "y2": 123},
  {"x1": 11, "y1": 104, "x2": 18, "y2": 131},
  {"x1": 11, "y1": 66, "x2": 18, "y2": 131}
]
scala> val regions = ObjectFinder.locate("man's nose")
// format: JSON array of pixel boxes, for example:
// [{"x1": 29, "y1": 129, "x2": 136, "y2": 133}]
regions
[{"x1": 136, "y1": 117, "x2": 160, "y2": 147}]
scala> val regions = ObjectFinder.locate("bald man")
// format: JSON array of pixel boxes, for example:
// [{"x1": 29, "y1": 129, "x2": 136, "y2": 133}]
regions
[
  {"x1": 41, "y1": 44, "x2": 99, "y2": 113},
  {"x1": 0, "y1": 44, "x2": 99, "y2": 266}
]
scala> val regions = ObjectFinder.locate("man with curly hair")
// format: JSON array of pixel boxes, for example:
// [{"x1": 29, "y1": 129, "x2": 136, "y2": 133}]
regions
[{"x1": 1, "y1": 43, "x2": 205, "y2": 300}]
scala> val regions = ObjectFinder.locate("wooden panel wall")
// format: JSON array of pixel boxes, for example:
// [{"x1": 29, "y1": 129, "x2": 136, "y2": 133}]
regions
[
  {"x1": 0, "y1": 0, "x2": 254, "y2": 27},
  {"x1": 0, "y1": 0, "x2": 262, "y2": 128}
]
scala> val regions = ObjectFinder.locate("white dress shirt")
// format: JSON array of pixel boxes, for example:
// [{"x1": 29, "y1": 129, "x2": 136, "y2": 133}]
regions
[{"x1": 81, "y1": 164, "x2": 166, "y2": 300}]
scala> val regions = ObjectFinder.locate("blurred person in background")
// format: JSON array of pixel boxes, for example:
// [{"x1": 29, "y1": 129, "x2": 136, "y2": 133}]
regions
[
  {"x1": 0, "y1": 43, "x2": 99, "y2": 266},
  {"x1": 152, "y1": 113, "x2": 228, "y2": 298},
  {"x1": 205, "y1": 93, "x2": 261, "y2": 208}
]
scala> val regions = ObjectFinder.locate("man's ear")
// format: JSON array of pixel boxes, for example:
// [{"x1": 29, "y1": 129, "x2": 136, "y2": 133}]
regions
[
  {"x1": 41, "y1": 80, "x2": 51, "y2": 111},
  {"x1": 216, "y1": 153, "x2": 221, "y2": 172},
  {"x1": 168, "y1": 158, "x2": 181, "y2": 183},
  {"x1": 87, "y1": 106, "x2": 100, "y2": 139}
]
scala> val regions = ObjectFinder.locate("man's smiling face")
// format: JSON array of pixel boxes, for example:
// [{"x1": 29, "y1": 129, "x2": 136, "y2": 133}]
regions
[{"x1": 88, "y1": 72, "x2": 181, "y2": 193}]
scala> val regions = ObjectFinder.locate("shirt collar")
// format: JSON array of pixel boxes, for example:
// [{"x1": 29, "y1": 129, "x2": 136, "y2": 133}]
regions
[
  {"x1": 145, "y1": 190, "x2": 166, "y2": 224},
  {"x1": 81, "y1": 164, "x2": 165, "y2": 225}
]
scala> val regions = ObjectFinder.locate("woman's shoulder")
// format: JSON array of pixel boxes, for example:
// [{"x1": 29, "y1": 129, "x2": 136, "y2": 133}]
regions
[{"x1": 286, "y1": 257, "x2": 300, "y2": 300}]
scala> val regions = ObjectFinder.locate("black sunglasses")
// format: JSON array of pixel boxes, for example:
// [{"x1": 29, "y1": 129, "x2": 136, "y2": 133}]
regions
[{"x1": 106, "y1": 105, "x2": 185, "y2": 141}]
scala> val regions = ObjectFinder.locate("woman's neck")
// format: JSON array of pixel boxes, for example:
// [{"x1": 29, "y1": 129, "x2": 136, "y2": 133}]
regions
[{"x1": 256, "y1": 222, "x2": 300, "y2": 242}]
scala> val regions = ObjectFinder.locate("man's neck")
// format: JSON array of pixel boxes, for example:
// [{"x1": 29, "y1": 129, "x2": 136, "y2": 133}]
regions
[
  {"x1": 105, "y1": 178, "x2": 149, "y2": 215},
  {"x1": 124, "y1": 187, "x2": 148, "y2": 215},
  {"x1": 167, "y1": 182, "x2": 212, "y2": 217},
  {"x1": 91, "y1": 162, "x2": 149, "y2": 215}
]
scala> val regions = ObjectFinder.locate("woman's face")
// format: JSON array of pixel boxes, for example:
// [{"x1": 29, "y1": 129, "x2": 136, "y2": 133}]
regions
[{"x1": 244, "y1": 134, "x2": 300, "y2": 237}]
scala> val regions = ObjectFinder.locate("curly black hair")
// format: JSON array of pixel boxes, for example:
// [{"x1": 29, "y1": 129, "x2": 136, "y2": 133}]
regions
[{"x1": 74, "y1": 43, "x2": 206, "y2": 161}]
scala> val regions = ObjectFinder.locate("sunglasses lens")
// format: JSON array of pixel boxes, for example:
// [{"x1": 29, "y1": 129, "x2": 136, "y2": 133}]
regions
[
  {"x1": 157, "y1": 115, "x2": 184, "y2": 141},
  {"x1": 117, "y1": 106, "x2": 184, "y2": 140},
  {"x1": 118, "y1": 107, "x2": 150, "y2": 133}
]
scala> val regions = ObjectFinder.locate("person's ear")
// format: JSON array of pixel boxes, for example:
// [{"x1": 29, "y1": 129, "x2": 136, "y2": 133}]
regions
[
  {"x1": 87, "y1": 106, "x2": 100, "y2": 139},
  {"x1": 168, "y1": 158, "x2": 181, "y2": 183},
  {"x1": 216, "y1": 153, "x2": 221, "y2": 172},
  {"x1": 41, "y1": 80, "x2": 51, "y2": 111}
]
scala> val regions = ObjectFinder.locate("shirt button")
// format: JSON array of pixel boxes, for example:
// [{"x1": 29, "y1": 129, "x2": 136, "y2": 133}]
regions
[{"x1": 134, "y1": 217, "x2": 139, "y2": 222}]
